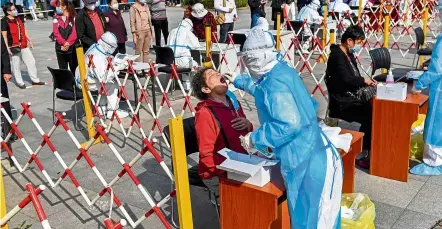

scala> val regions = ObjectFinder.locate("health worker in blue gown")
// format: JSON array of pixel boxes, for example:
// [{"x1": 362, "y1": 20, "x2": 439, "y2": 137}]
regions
[
  {"x1": 233, "y1": 18, "x2": 343, "y2": 229},
  {"x1": 410, "y1": 34, "x2": 442, "y2": 176}
]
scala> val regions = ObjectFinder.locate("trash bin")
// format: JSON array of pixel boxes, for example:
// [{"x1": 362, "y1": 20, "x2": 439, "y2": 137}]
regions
[
  {"x1": 410, "y1": 114, "x2": 426, "y2": 160},
  {"x1": 341, "y1": 193, "x2": 376, "y2": 229}
]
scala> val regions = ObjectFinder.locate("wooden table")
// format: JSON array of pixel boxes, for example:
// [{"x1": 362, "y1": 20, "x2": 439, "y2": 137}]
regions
[
  {"x1": 219, "y1": 129, "x2": 364, "y2": 229},
  {"x1": 370, "y1": 94, "x2": 429, "y2": 182}
]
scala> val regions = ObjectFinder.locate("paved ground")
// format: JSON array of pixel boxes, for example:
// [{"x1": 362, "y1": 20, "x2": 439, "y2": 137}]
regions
[{"x1": 1, "y1": 5, "x2": 442, "y2": 229}]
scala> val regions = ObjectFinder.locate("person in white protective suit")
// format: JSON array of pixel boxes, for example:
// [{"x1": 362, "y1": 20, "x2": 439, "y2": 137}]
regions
[
  {"x1": 253, "y1": 17, "x2": 270, "y2": 30},
  {"x1": 166, "y1": 18, "x2": 200, "y2": 69},
  {"x1": 296, "y1": 0, "x2": 324, "y2": 53},
  {"x1": 328, "y1": 0, "x2": 352, "y2": 31},
  {"x1": 231, "y1": 22, "x2": 343, "y2": 229},
  {"x1": 349, "y1": 0, "x2": 372, "y2": 17},
  {"x1": 75, "y1": 31, "x2": 129, "y2": 119},
  {"x1": 410, "y1": 35, "x2": 442, "y2": 176}
]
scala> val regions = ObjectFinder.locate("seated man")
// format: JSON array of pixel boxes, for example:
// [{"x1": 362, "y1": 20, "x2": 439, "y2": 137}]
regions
[
  {"x1": 75, "y1": 31, "x2": 129, "y2": 119},
  {"x1": 296, "y1": 0, "x2": 324, "y2": 52},
  {"x1": 192, "y1": 68, "x2": 253, "y2": 194},
  {"x1": 167, "y1": 18, "x2": 200, "y2": 69}
]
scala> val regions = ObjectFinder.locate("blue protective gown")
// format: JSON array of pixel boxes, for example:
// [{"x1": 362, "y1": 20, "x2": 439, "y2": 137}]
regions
[
  {"x1": 410, "y1": 35, "x2": 442, "y2": 176},
  {"x1": 234, "y1": 61, "x2": 343, "y2": 229}
]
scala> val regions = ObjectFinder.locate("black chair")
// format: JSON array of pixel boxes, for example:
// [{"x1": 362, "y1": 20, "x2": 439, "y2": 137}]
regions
[
  {"x1": 369, "y1": 47, "x2": 392, "y2": 81},
  {"x1": 412, "y1": 27, "x2": 433, "y2": 69},
  {"x1": 47, "y1": 67, "x2": 84, "y2": 131},
  {"x1": 163, "y1": 117, "x2": 221, "y2": 224},
  {"x1": 153, "y1": 46, "x2": 192, "y2": 96}
]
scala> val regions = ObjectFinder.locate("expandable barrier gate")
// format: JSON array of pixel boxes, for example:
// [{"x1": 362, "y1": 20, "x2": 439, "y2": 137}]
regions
[{"x1": 0, "y1": 184, "x2": 51, "y2": 229}]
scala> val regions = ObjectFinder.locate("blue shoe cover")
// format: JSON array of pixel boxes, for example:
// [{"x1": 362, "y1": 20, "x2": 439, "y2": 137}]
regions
[{"x1": 410, "y1": 163, "x2": 442, "y2": 176}]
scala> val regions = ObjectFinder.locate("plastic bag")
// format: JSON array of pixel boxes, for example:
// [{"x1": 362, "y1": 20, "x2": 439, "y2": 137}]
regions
[
  {"x1": 410, "y1": 114, "x2": 426, "y2": 160},
  {"x1": 341, "y1": 193, "x2": 376, "y2": 229}
]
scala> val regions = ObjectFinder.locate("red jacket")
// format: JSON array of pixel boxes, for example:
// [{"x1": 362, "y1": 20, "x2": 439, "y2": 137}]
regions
[
  {"x1": 190, "y1": 12, "x2": 217, "y2": 42},
  {"x1": 195, "y1": 98, "x2": 252, "y2": 180}
]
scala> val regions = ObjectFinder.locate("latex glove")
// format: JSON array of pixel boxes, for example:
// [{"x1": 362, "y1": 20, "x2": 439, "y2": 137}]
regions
[
  {"x1": 114, "y1": 61, "x2": 129, "y2": 71},
  {"x1": 411, "y1": 85, "x2": 422, "y2": 94},
  {"x1": 222, "y1": 73, "x2": 233, "y2": 84},
  {"x1": 240, "y1": 133, "x2": 256, "y2": 155}
]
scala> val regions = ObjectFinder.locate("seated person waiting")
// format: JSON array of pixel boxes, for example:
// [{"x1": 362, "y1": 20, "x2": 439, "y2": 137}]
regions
[
  {"x1": 325, "y1": 25, "x2": 377, "y2": 169},
  {"x1": 192, "y1": 68, "x2": 253, "y2": 194}
]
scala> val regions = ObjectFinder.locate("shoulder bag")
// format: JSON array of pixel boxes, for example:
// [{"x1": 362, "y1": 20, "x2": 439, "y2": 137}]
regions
[{"x1": 215, "y1": 0, "x2": 226, "y2": 25}]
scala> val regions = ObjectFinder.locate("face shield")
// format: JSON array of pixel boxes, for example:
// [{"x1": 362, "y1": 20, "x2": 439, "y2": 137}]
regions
[{"x1": 97, "y1": 32, "x2": 118, "y2": 55}]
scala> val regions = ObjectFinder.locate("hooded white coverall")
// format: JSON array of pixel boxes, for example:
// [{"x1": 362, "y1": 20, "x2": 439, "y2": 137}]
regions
[
  {"x1": 329, "y1": 0, "x2": 352, "y2": 30},
  {"x1": 166, "y1": 18, "x2": 200, "y2": 69},
  {"x1": 75, "y1": 32, "x2": 127, "y2": 115},
  {"x1": 296, "y1": 0, "x2": 324, "y2": 50}
]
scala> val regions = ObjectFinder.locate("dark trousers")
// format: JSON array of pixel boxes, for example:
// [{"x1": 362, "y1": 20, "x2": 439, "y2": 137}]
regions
[
  {"x1": 39, "y1": 0, "x2": 48, "y2": 18},
  {"x1": 151, "y1": 19, "x2": 169, "y2": 47},
  {"x1": 56, "y1": 51, "x2": 78, "y2": 75},
  {"x1": 331, "y1": 102, "x2": 373, "y2": 151},
  {"x1": 112, "y1": 43, "x2": 126, "y2": 56},
  {"x1": 219, "y1": 23, "x2": 234, "y2": 43},
  {"x1": 1, "y1": 76, "x2": 12, "y2": 138},
  {"x1": 15, "y1": 5, "x2": 25, "y2": 22}
]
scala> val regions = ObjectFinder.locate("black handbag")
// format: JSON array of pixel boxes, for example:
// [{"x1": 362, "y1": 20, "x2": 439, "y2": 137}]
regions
[
  {"x1": 9, "y1": 46, "x2": 21, "y2": 54},
  {"x1": 346, "y1": 86, "x2": 377, "y2": 103}
]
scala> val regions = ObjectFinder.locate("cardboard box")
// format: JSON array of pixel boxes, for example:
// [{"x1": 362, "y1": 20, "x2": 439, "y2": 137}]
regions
[
  {"x1": 216, "y1": 148, "x2": 279, "y2": 187},
  {"x1": 376, "y1": 82, "x2": 407, "y2": 101}
]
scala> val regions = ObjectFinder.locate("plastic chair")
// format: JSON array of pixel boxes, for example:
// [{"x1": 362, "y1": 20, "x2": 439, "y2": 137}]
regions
[
  {"x1": 412, "y1": 27, "x2": 433, "y2": 69},
  {"x1": 163, "y1": 117, "x2": 220, "y2": 227},
  {"x1": 369, "y1": 47, "x2": 392, "y2": 81},
  {"x1": 47, "y1": 67, "x2": 84, "y2": 131},
  {"x1": 153, "y1": 46, "x2": 192, "y2": 96}
]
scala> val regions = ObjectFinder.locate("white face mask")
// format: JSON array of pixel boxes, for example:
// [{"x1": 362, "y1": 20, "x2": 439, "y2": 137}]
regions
[
  {"x1": 86, "y1": 4, "x2": 96, "y2": 10},
  {"x1": 111, "y1": 3, "x2": 119, "y2": 10}
]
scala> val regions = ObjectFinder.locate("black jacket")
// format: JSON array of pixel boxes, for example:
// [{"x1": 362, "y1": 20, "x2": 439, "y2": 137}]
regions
[
  {"x1": 1, "y1": 35, "x2": 11, "y2": 75},
  {"x1": 75, "y1": 8, "x2": 107, "y2": 51},
  {"x1": 325, "y1": 44, "x2": 366, "y2": 112},
  {"x1": 248, "y1": 0, "x2": 265, "y2": 16}
]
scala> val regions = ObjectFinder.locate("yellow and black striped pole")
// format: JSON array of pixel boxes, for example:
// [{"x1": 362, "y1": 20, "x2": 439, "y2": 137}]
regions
[
  {"x1": 202, "y1": 24, "x2": 213, "y2": 68},
  {"x1": 382, "y1": 13, "x2": 390, "y2": 73},
  {"x1": 276, "y1": 13, "x2": 281, "y2": 51},
  {"x1": 419, "y1": 0, "x2": 429, "y2": 67}
]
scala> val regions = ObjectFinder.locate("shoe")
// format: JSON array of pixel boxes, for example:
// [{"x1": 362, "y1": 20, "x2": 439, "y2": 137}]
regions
[
  {"x1": 10, "y1": 134, "x2": 18, "y2": 142},
  {"x1": 17, "y1": 84, "x2": 26, "y2": 89},
  {"x1": 356, "y1": 157, "x2": 370, "y2": 170},
  {"x1": 107, "y1": 109, "x2": 129, "y2": 119},
  {"x1": 32, "y1": 19, "x2": 38, "y2": 22},
  {"x1": 42, "y1": 18, "x2": 48, "y2": 21},
  {"x1": 32, "y1": 82, "x2": 45, "y2": 86}
]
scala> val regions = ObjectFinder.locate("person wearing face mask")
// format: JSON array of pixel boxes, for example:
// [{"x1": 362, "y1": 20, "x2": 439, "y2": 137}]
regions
[
  {"x1": 104, "y1": 0, "x2": 127, "y2": 55},
  {"x1": 1, "y1": 3, "x2": 44, "y2": 89},
  {"x1": 130, "y1": 0, "x2": 153, "y2": 62},
  {"x1": 296, "y1": 0, "x2": 324, "y2": 53},
  {"x1": 325, "y1": 25, "x2": 376, "y2": 169},
  {"x1": 231, "y1": 23, "x2": 343, "y2": 229},
  {"x1": 75, "y1": 0, "x2": 107, "y2": 52},
  {"x1": 53, "y1": 0, "x2": 78, "y2": 74},
  {"x1": 192, "y1": 68, "x2": 253, "y2": 196},
  {"x1": 74, "y1": 31, "x2": 129, "y2": 119},
  {"x1": 409, "y1": 35, "x2": 442, "y2": 176},
  {"x1": 166, "y1": 18, "x2": 200, "y2": 69},
  {"x1": 189, "y1": 3, "x2": 217, "y2": 41}
]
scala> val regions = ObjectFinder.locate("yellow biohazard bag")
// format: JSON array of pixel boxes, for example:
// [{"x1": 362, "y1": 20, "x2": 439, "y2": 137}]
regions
[
  {"x1": 341, "y1": 193, "x2": 376, "y2": 229},
  {"x1": 410, "y1": 114, "x2": 426, "y2": 161}
]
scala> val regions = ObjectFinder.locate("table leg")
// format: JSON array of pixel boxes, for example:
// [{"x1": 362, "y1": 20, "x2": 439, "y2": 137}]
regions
[{"x1": 342, "y1": 138, "x2": 363, "y2": 193}]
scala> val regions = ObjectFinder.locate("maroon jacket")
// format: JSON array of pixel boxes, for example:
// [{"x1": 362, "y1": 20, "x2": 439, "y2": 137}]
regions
[{"x1": 195, "y1": 97, "x2": 253, "y2": 180}]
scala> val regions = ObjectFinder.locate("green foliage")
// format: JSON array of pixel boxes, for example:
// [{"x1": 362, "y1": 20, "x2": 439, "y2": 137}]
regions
[
  {"x1": 18, "y1": 220, "x2": 33, "y2": 229},
  {"x1": 182, "y1": 0, "x2": 247, "y2": 9}
]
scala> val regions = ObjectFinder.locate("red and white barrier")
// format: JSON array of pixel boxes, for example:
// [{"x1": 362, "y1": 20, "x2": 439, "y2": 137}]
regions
[{"x1": 0, "y1": 184, "x2": 51, "y2": 229}]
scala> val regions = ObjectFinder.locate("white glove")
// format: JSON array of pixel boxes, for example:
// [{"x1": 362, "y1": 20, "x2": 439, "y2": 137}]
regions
[
  {"x1": 411, "y1": 85, "x2": 422, "y2": 94},
  {"x1": 222, "y1": 73, "x2": 234, "y2": 84},
  {"x1": 240, "y1": 133, "x2": 256, "y2": 155}
]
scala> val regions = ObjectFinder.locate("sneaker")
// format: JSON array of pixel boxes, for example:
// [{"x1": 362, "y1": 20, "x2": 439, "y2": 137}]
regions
[
  {"x1": 17, "y1": 84, "x2": 26, "y2": 89},
  {"x1": 107, "y1": 109, "x2": 129, "y2": 119},
  {"x1": 32, "y1": 82, "x2": 45, "y2": 86}
]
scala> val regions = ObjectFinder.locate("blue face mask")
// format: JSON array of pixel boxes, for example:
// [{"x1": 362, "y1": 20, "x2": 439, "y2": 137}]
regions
[
  {"x1": 11, "y1": 10, "x2": 18, "y2": 16},
  {"x1": 56, "y1": 7, "x2": 63, "y2": 14},
  {"x1": 350, "y1": 44, "x2": 362, "y2": 53}
]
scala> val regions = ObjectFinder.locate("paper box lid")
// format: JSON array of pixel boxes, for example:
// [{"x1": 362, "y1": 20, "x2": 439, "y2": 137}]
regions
[{"x1": 217, "y1": 148, "x2": 279, "y2": 177}]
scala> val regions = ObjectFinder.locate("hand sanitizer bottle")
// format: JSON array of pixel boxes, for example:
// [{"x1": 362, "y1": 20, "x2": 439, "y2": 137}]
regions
[{"x1": 386, "y1": 70, "x2": 394, "y2": 83}]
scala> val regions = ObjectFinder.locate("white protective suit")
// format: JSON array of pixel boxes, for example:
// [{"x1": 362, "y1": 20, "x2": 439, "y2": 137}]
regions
[
  {"x1": 296, "y1": 0, "x2": 324, "y2": 50},
  {"x1": 75, "y1": 32, "x2": 128, "y2": 118},
  {"x1": 329, "y1": 0, "x2": 352, "y2": 32},
  {"x1": 254, "y1": 17, "x2": 270, "y2": 31},
  {"x1": 166, "y1": 18, "x2": 200, "y2": 69}
]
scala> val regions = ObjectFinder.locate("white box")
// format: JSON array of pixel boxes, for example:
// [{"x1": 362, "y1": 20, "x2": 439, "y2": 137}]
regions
[
  {"x1": 216, "y1": 148, "x2": 279, "y2": 187},
  {"x1": 376, "y1": 82, "x2": 408, "y2": 102}
]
